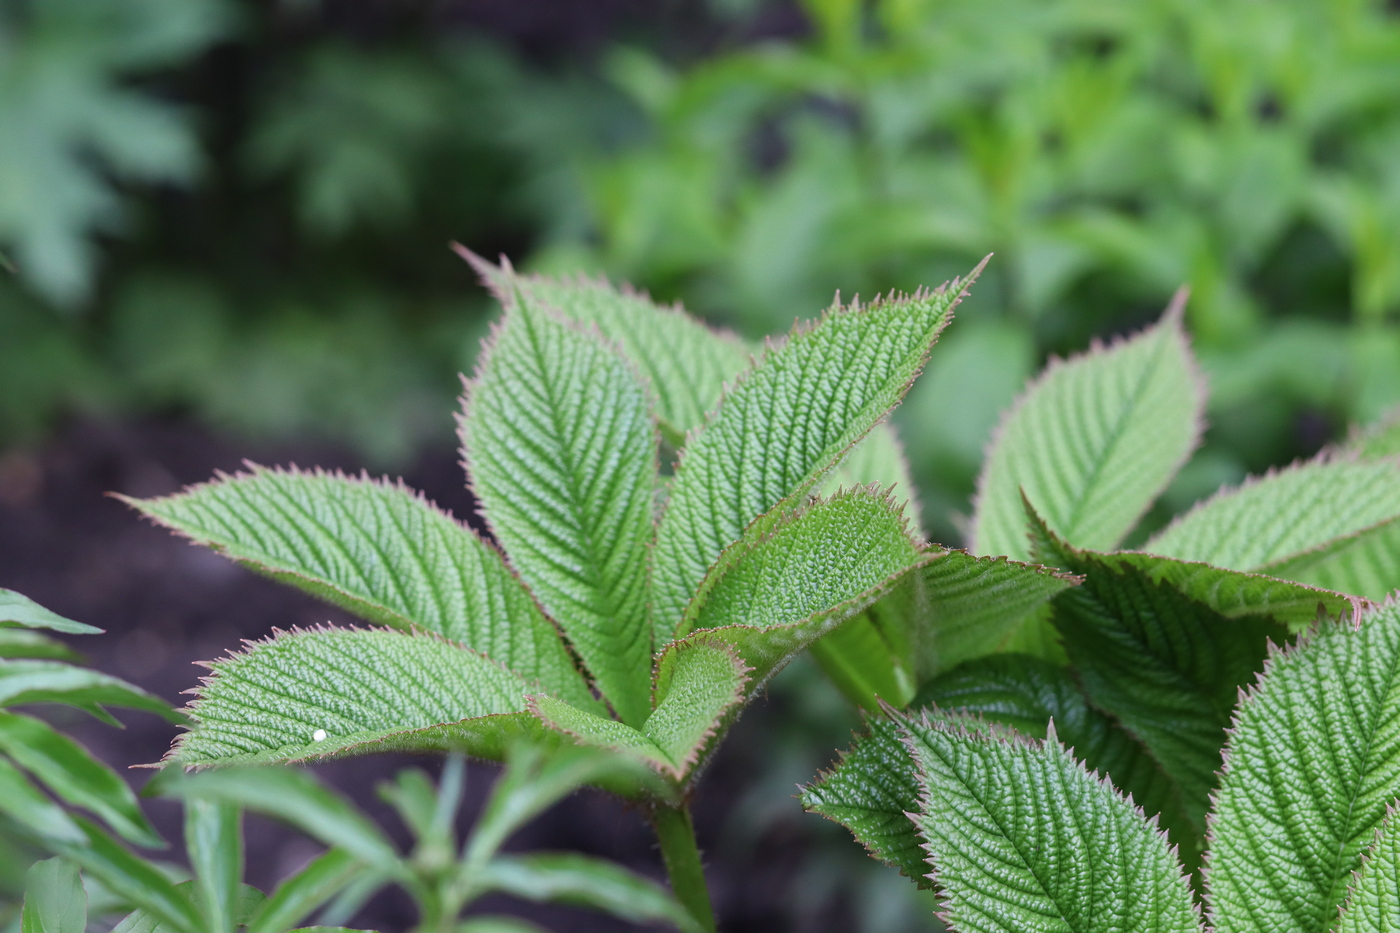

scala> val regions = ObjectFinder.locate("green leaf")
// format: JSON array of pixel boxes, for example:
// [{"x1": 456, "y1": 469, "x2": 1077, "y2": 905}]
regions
[
  {"x1": 1207, "y1": 602, "x2": 1400, "y2": 933},
  {"x1": 0, "y1": 630, "x2": 82, "y2": 661},
  {"x1": 246, "y1": 849, "x2": 367, "y2": 933},
  {"x1": 971, "y1": 298, "x2": 1203, "y2": 561},
  {"x1": 478, "y1": 852, "x2": 705, "y2": 933},
  {"x1": 0, "y1": 589, "x2": 100, "y2": 634},
  {"x1": 462, "y1": 248, "x2": 752, "y2": 446},
  {"x1": 803, "y1": 717, "x2": 928, "y2": 885},
  {"x1": 125, "y1": 468, "x2": 595, "y2": 712},
  {"x1": 821, "y1": 423, "x2": 923, "y2": 532},
  {"x1": 61, "y1": 818, "x2": 202, "y2": 933},
  {"x1": 461, "y1": 293, "x2": 657, "y2": 727},
  {"x1": 651, "y1": 270, "x2": 975, "y2": 643},
  {"x1": 1341, "y1": 408, "x2": 1400, "y2": 461},
  {"x1": 918, "y1": 550, "x2": 1080, "y2": 675},
  {"x1": 163, "y1": 767, "x2": 399, "y2": 871},
  {"x1": 662, "y1": 489, "x2": 928, "y2": 704},
  {"x1": 903, "y1": 710, "x2": 1201, "y2": 933},
  {"x1": 0, "y1": 660, "x2": 177, "y2": 720},
  {"x1": 185, "y1": 800, "x2": 241, "y2": 933},
  {"x1": 0, "y1": 711, "x2": 162, "y2": 848},
  {"x1": 455, "y1": 918, "x2": 549, "y2": 933},
  {"x1": 21, "y1": 857, "x2": 85, "y2": 933},
  {"x1": 1145, "y1": 455, "x2": 1400, "y2": 591},
  {"x1": 0, "y1": 757, "x2": 84, "y2": 844},
  {"x1": 1035, "y1": 518, "x2": 1286, "y2": 833},
  {"x1": 111, "y1": 885, "x2": 266, "y2": 933},
  {"x1": 1337, "y1": 807, "x2": 1400, "y2": 933},
  {"x1": 913, "y1": 654, "x2": 1199, "y2": 867},
  {"x1": 529, "y1": 644, "x2": 745, "y2": 785},
  {"x1": 808, "y1": 610, "x2": 917, "y2": 710},
  {"x1": 169, "y1": 628, "x2": 539, "y2": 767}
]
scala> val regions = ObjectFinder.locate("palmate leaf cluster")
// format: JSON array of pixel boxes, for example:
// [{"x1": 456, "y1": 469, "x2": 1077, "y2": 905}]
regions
[
  {"x1": 805, "y1": 294, "x2": 1400, "y2": 929},
  {"x1": 127, "y1": 252, "x2": 1076, "y2": 810}
]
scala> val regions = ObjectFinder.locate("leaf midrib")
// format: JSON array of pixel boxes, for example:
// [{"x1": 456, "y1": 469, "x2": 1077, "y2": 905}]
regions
[{"x1": 1057, "y1": 331, "x2": 1168, "y2": 544}]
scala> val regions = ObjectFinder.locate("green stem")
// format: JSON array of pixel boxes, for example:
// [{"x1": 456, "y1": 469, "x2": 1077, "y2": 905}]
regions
[{"x1": 651, "y1": 802, "x2": 717, "y2": 933}]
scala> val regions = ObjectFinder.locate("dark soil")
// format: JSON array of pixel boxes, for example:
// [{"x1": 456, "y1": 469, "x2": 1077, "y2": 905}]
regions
[{"x1": 0, "y1": 417, "x2": 899, "y2": 932}]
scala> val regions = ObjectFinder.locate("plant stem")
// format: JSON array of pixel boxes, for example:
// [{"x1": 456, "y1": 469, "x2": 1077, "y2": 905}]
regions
[{"x1": 651, "y1": 802, "x2": 717, "y2": 932}]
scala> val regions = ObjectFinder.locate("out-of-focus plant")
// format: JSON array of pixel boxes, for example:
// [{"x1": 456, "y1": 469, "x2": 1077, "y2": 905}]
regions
[
  {"x1": 541, "y1": 0, "x2": 1400, "y2": 539},
  {"x1": 0, "y1": 589, "x2": 698, "y2": 932}
]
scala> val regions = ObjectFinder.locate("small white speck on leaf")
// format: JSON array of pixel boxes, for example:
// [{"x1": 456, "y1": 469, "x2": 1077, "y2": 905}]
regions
[{"x1": 312, "y1": 729, "x2": 328, "y2": 742}]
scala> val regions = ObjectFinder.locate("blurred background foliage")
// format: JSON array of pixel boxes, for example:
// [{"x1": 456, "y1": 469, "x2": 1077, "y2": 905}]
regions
[{"x1": 4, "y1": 0, "x2": 1400, "y2": 540}]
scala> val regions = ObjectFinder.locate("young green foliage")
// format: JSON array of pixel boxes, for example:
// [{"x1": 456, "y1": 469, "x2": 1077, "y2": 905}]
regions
[
  {"x1": 808, "y1": 594, "x2": 1400, "y2": 933},
  {"x1": 971, "y1": 293, "x2": 1204, "y2": 562}
]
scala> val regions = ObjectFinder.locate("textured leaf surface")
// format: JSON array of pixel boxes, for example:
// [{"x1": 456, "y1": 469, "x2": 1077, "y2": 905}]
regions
[
  {"x1": 172, "y1": 628, "x2": 539, "y2": 767},
  {"x1": 972, "y1": 301, "x2": 1203, "y2": 560},
  {"x1": 821, "y1": 423, "x2": 922, "y2": 531},
  {"x1": 914, "y1": 654, "x2": 1199, "y2": 866},
  {"x1": 1262, "y1": 516, "x2": 1400, "y2": 602},
  {"x1": 651, "y1": 272, "x2": 974, "y2": 642},
  {"x1": 527, "y1": 695, "x2": 670, "y2": 774},
  {"x1": 464, "y1": 248, "x2": 751, "y2": 445},
  {"x1": 1038, "y1": 522, "x2": 1285, "y2": 830},
  {"x1": 1146, "y1": 455, "x2": 1400, "y2": 582},
  {"x1": 0, "y1": 589, "x2": 99, "y2": 634},
  {"x1": 129, "y1": 468, "x2": 593, "y2": 710},
  {"x1": 462, "y1": 294, "x2": 657, "y2": 725},
  {"x1": 918, "y1": 550, "x2": 1079, "y2": 676},
  {"x1": 905, "y1": 711, "x2": 1201, "y2": 933},
  {"x1": 803, "y1": 717, "x2": 929, "y2": 885},
  {"x1": 1337, "y1": 808, "x2": 1400, "y2": 933},
  {"x1": 663, "y1": 490, "x2": 928, "y2": 703},
  {"x1": 1208, "y1": 602, "x2": 1400, "y2": 933},
  {"x1": 1344, "y1": 410, "x2": 1400, "y2": 461}
]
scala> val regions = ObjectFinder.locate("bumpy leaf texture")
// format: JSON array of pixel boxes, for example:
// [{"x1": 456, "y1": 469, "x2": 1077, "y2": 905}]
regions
[
  {"x1": 128, "y1": 468, "x2": 596, "y2": 711},
  {"x1": 1146, "y1": 454, "x2": 1400, "y2": 600},
  {"x1": 1207, "y1": 601, "x2": 1400, "y2": 933},
  {"x1": 1336, "y1": 808, "x2": 1400, "y2": 933},
  {"x1": 971, "y1": 296, "x2": 1203, "y2": 561},
  {"x1": 461, "y1": 248, "x2": 752, "y2": 445},
  {"x1": 905, "y1": 711, "x2": 1200, "y2": 933},
  {"x1": 650, "y1": 269, "x2": 978, "y2": 644},
  {"x1": 461, "y1": 293, "x2": 657, "y2": 726},
  {"x1": 171, "y1": 628, "x2": 540, "y2": 767}
]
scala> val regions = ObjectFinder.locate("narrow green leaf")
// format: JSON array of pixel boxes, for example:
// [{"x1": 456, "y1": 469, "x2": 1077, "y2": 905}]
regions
[
  {"x1": 21, "y1": 857, "x2": 85, "y2": 933},
  {"x1": 1146, "y1": 454, "x2": 1400, "y2": 584},
  {"x1": 0, "y1": 630, "x2": 82, "y2": 661},
  {"x1": 651, "y1": 270, "x2": 976, "y2": 643},
  {"x1": 462, "y1": 248, "x2": 752, "y2": 446},
  {"x1": 913, "y1": 654, "x2": 1199, "y2": 868},
  {"x1": 163, "y1": 767, "x2": 398, "y2": 870},
  {"x1": 169, "y1": 628, "x2": 538, "y2": 767},
  {"x1": 0, "y1": 660, "x2": 176, "y2": 720},
  {"x1": 918, "y1": 550, "x2": 1079, "y2": 676},
  {"x1": 0, "y1": 589, "x2": 100, "y2": 634},
  {"x1": 0, "y1": 711, "x2": 162, "y2": 848},
  {"x1": 803, "y1": 717, "x2": 928, "y2": 885},
  {"x1": 185, "y1": 800, "x2": 241, "y2": 933},
  {"x1": 0, "y1": 757, "x2": 84, "y2": 843},
  {"x1": 109, "y1": 887, "x2": 267, "y2": 933},
  {"x1": 455, "y1": 917, "x2": 549, "y2": 933},
  {"x1": 1207, "y1": 602, "x2": 1400, "y2": 933},
  {"x1": 904, "y1": 711, "x2": 1201, "y2": 933},
  {"x1": 1035, "y1": 516, "x2": 1286, "y2": 832},
  {"x1": 126, "y1": 468, "x2": 595, "y2": 712},
  {"x1": 1337, "y1": 807, "x2": 1400, "y2": 933},
  {"x1": 971, "y1": 297, "x2": 1203, "y2": 560},
  {"x1": 62, "y1": 818, "x2": 202, "y2": 933},
  {"x1": 246, "y1": 849, "x2": 366, "y2": 933},
  {"x1": 461, "y1": 293, "x2": 657, "y2": 727},
  {"x1": 809, "y1": 612, "x2": 916, "y2": 710},
  {"x1": 661, "y1": 490, "x2": 929, "y2": 705},
  {"x1": 478, "y1": 852, "x2": 705, "y2": 933}
]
